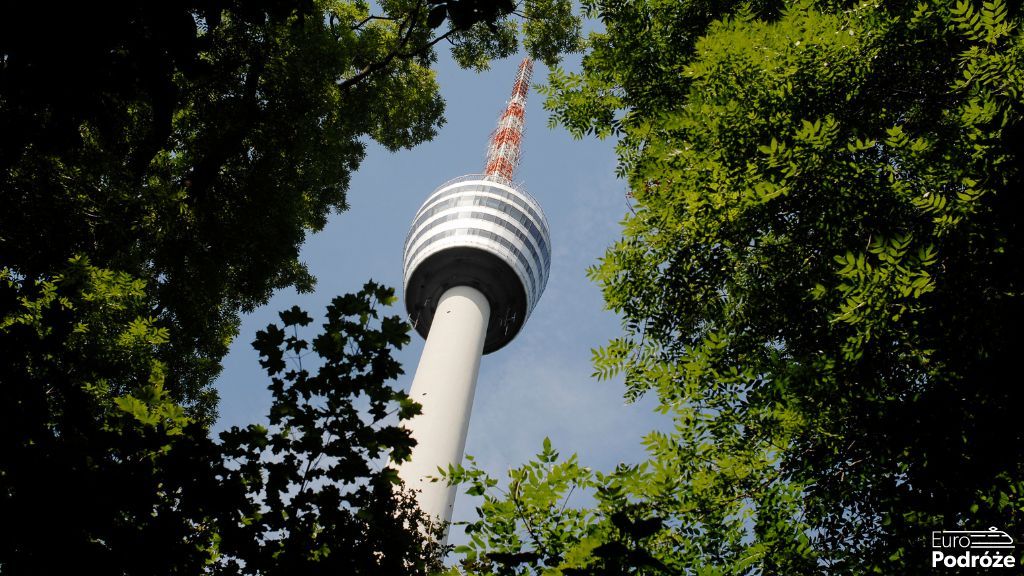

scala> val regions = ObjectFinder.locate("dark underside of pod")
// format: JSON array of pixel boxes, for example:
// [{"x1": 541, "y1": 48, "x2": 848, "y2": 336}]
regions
[{"x1": 405, "y1": 246, "x2": 528, "y2": 354}]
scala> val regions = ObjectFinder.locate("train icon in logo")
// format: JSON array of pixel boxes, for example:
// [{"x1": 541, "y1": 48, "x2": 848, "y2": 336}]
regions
[{"x1": 932, "y1": 527, "x2": 1015, "y2": 550}]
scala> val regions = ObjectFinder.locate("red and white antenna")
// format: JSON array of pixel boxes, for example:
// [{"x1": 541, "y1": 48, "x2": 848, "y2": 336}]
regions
[{"x1": 484, "y1": 58, "x2": 533, "y2": 183}]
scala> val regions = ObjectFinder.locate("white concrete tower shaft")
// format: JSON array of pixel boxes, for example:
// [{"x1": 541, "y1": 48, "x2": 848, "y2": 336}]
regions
[{"x1": 397, "y1": 286, "x2": 490, "y2": 524}]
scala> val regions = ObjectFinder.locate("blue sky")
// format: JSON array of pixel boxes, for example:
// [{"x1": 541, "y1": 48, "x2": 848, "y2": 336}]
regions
[{"x1": 215, "y1": 51, "x2": 667, "y2": 542}]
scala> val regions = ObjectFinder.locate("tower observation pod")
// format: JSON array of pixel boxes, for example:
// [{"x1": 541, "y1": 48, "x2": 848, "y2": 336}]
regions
[{"x1": 398, "y1": 58, "x2": 551, "y2": 532}]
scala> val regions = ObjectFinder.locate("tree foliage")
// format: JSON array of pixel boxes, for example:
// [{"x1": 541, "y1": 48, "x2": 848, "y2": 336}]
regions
[
  {"x1": 0, "y1": 0, "x2": 581, "y2": 420},
  {"x1": 1, "y1": 280, "x2": 445, "y2": 574},
  {"x1": 215, "y1": 282, "x2": 443, "y2": 574},
  {"x1": 0, "y1": 256, "x2": 213, "y2": 573},
  {"x1": 455, "y1": 0, "x2": 1024, "y2": 573},
  {"x1": 1, "y1": 0, "x2": 584, "y2": 571}
]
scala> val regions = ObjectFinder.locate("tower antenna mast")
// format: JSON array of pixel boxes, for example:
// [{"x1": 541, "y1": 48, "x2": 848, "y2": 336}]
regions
[{"x1": 484, "y1": 58, "x2": 533, "y2": 182}]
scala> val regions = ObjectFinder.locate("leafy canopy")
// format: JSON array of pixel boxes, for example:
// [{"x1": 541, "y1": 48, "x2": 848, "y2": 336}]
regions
[
  {"x1": 0, "y1": 0, "x2": 584, "y2": 571},
  {"x1": 1, "y1": 279, "x2": 447, "y2": 573},
  {"x1": 453, "y1": 0, "x2": 1024, "y2": 573},
  {"x1": 0, "y1": 0, "x2": 582, "y2": 420}
]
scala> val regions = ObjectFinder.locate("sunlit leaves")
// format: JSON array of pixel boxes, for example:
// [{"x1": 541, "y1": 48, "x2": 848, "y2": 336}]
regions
[
  {"x1": 457, "y1": 0, "x2": 1024, "y2": 573},
  {"x1": 449, "y1": 444, "x2": 598, "y2": 575},
  {"x1": 0, "y1": 256, "x2": 221, "y2": 572}
]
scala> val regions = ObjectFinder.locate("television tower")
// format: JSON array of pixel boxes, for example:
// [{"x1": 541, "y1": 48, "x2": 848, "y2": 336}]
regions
[{"x1": 398, "y1": 58, "x2": 551, "y2": 529}]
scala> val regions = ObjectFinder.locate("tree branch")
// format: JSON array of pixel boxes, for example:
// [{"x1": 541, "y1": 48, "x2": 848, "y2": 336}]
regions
[
  {"x1": 186, "y1": 47, "x2": 267, "y2": 198},
  {"x1": 351, "y1": 14, "x2": 397, "y2": 31},
  {"x1": 338, "y1": 4, "x2": 459, "y2": 92},
  {"x1": 510, "y1": 478, "x2": 556, "y2": 562}
]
